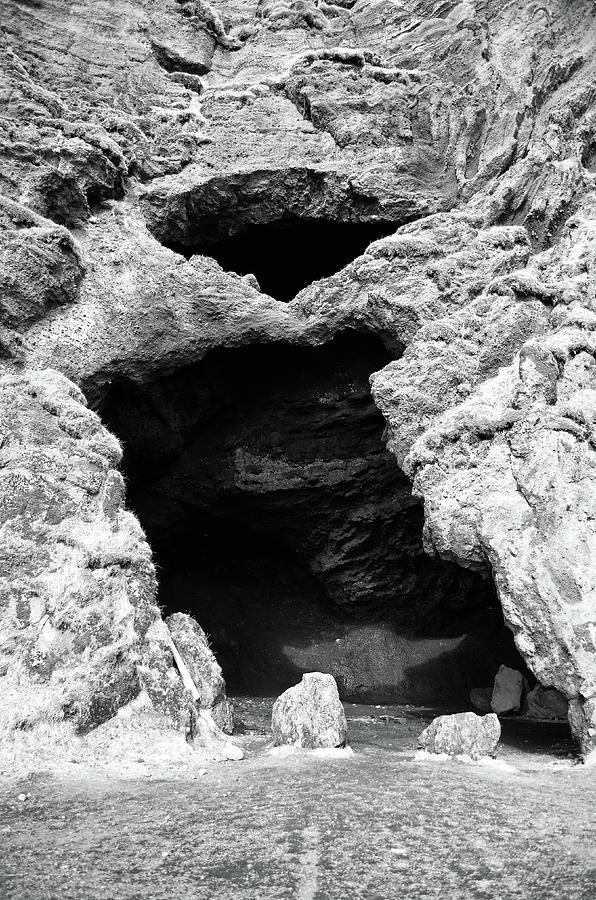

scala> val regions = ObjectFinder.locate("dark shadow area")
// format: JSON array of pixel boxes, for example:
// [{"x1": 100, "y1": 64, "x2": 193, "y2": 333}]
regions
[
  {"x1": 172, "y1": 218, "x2": 397, "y2": 301},
  {"x1": 498, "y1": 719, "x2": 575, "y2": 758},
  {"x1": 99, "y1": 332, "x2": 526, "y2": 702}
]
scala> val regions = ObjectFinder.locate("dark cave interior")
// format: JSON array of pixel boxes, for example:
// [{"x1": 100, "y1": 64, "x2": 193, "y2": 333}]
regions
[
  {"x1": 100, "y1": 331, "x2": 528, "y2": 703},
  {"x1": 170, "y1": 217, "x2": 397, "y2": 301}
]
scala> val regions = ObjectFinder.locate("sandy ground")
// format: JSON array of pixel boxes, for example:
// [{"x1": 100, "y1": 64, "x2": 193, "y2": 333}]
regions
[{"x1": 1, "y1": 699, "x2": 595, "y2": 900}]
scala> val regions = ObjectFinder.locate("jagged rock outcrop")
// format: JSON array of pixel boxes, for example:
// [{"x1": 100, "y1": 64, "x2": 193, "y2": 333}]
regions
[
  {"x1": 1, "y1": 0, "x2": 596, "y2": 757},
  {"x1": 0, "y1": 368, "x2": 234, "y2": 753}
]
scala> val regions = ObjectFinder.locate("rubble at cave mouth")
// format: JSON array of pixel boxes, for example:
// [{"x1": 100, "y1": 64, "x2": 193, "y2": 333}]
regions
[
  {"x1": 171, "y1": 217, "x2": 398, "y2": 301},
  {"x1": 99, "y1": 331, "x2": 525, "y2": 702}
]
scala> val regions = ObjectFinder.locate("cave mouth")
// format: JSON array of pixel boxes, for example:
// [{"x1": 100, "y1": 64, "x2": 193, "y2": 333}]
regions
[
  {"x1": 99, "y1": 331, "x2": 527, "y2": 704},
  {"x1": 168, "y1": 217, "x2": 397, "y2": 302}
]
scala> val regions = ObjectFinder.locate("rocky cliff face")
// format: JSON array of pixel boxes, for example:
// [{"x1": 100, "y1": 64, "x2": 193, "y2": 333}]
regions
[{"x1": 1, "y1": 0, "x2": 596, "y2": 755}]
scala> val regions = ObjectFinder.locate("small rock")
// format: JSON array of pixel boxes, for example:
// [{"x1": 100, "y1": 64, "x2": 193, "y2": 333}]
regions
[
  {"x1": 470, "y1": 687, "x2": 493, "y2": 713},
  {"x1": 17, "y1": 793, "x2": 27, "y2": 802},
  {"x1": 491, "y1": 665, "x2": 524, "y2": 715},
  {"x1": 418, "y1": 712, "x2": 501, "y2": 760},
  {"x1": 271, "y1": 672, "x2": 347, "y2": 749},
  {"x1": 526, "y1": 684, "x2": 568, "y2": 720}
]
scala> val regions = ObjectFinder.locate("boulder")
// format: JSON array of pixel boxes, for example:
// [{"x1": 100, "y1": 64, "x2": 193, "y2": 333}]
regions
[
  {"x1": 491, "y1": 666, "x2": 524, "y2": 715},
  {"x1": 271, "y1": 672, "x2": 347, "y2": 749},
  {"x1": 418, "y1": 712, "x2": 501, "y2": 760},
  {"x1": 526, "y1": 685, "x2": 568, "y2": 721}
]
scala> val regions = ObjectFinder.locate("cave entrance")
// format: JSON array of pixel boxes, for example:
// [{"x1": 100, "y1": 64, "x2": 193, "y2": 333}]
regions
[
  {"x1": 180, "y1": 218, "x2": 397, "y2": 302},
  {"x1": 99, "y1": 331, "x2": 525, "y2": 706}
]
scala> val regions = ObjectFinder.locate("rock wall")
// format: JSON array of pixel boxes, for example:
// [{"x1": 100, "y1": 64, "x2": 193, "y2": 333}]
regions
[
  {"x1": 1, "y1": 0, "x2": 596, "y2": 754},
  {"x1": 373, "y1": 216, "x2": 596, "y2": 752},
  {"x1": 0, "y1": 368, "x2": 234, "y2": 752}
]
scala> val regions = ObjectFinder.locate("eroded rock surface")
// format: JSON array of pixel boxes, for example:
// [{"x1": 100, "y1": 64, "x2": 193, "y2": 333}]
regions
[
  {"x1": 0, "y1": 369, "x2": 232, "y2": 751},
  {"x1": 1, "y1": 0, "x2": 596, "y2": 757}
]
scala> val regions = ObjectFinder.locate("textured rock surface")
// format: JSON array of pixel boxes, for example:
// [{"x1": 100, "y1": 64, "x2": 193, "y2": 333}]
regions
[
  {"x1": 272, "y1": 672, "x2": 347, "y2": 748},
  {"x1": 1, "y1": 0, "x2": 596, "y2": 756},
  {"x1": 0, "y1": 368, "x2": 232, "y2": 749},
  {"x1": 491, "y1": 665, "x2": 524, "y2": 716},
  {"x1": 418, "y1": 712, "x2": 501, "y2": 760},
  {"x1": 0, "y1": 369, "x2": 155, "y2": 734},
  {"x1": 166, "y1": 612, "x2": 234, "y2": 733}
]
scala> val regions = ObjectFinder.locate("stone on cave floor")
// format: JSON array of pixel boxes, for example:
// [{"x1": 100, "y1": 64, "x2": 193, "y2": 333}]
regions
[
  {"x1": 418, "y1": 712, "x2": 501, "y2": 760},
  {"x1": 526, "y1": 685, "x2": 569, "y2": 721},
  {"x1": 165, "y1": 613, "x2": 234, "y2": 734},
  {"x1": 191, "y1": 709, "x2": 244, "y2": 761},
  {"x1": 491, "y1": 666, "x2": 524, "y2": 715},
  {"x1": 470, "y1": 687, "x2": 493, "y2": 714},
  {"x1": 271, "y1": 672, "x2": 347, "y2": 749}
]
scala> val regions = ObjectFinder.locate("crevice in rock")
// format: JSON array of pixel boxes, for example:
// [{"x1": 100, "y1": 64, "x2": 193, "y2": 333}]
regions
[
  {"x1": 99, "y1": 332, "x2": 526, "y2": 703},
  {"x1": 151, "y1": 39, "x2": 212, "y2": 76}
]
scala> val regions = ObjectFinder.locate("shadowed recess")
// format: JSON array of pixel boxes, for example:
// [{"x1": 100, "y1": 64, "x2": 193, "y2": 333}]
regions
[
  {"x1": 173, "y1": 218, "x2": 397, "y2": 301},
  {"x1": 99, "y1": 332, "x2": 526, "y2": 701}
]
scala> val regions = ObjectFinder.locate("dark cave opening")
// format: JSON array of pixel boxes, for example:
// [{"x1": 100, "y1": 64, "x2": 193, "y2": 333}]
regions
[
  {"x1": 170, "y1": 218, "x2": 398, "y2": 302},
  {"x1": 99, "y1": 332, "x2": 527, "y2": 703}
]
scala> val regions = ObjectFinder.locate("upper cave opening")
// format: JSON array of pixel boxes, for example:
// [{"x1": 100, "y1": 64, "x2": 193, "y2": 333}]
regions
[
  {"x1": 99, "y1": 332, "x2": 526, "y2": 702},
  {"x1": 171, "y1": 217, "x2": 397, "y2": 302}
]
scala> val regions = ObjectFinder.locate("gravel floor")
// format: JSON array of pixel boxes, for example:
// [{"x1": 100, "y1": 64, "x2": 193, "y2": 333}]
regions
[{"x1": 1, "y1": 700, "x2": 595, "y2": 900}]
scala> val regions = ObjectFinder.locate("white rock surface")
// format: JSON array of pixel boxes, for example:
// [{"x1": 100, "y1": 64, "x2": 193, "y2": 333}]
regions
[
  {"x1": 271, "y1": 673, "x2": 347, "y2": 749},
  {"x1": 418, "y1": 712, "x2": 501, "y2": 760}
]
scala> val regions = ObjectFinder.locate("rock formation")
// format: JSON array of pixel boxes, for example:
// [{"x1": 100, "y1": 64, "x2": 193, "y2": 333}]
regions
[
  {"x1": 418, "y1": 712, "x2": 501, "y2": 760},
  {"x1": 271, "y1": 672, "x2": 347, "y2": 748},
  {"x1": 166, "y1": 612, "x2": 234, "y2": 733},
  {"x1": 1, "y1": 0, "x2": 596, "y2": 757},
  {"x1": 491, "y1": 665, "x2": 524, "y2": 716},
  {"x1": 526, "y1": 684, "x2": 568, "y2": 721}
]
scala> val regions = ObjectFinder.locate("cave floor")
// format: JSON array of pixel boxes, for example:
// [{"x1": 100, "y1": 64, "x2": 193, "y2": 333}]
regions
[{"x1": 1, "y1": 699, "x2": 595, "y2": 900}]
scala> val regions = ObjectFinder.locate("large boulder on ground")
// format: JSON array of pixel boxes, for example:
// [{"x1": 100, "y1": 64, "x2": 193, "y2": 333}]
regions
[
  {"x1": 526, "y1": 685, "x2": 569, "y2": 721},
  {"x1": 271, "y1": 672, "x2": 347, "y2": 749},
  {"x1": 165, "y1": 612, "x2": 234, "y2": 733},
  {"x1": 491, "y1": 666, "x2": 524, "y2": 715},
  {"x1": 418, "y1": 712, "x2": 501, "y2": 760}
]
